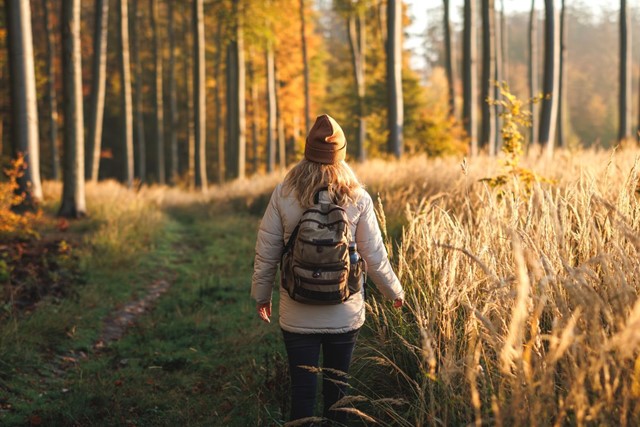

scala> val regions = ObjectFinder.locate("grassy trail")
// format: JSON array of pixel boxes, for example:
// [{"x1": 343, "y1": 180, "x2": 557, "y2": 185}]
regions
[{"x1": 1, "y1": 202, "x2": 288, "y2": 426}]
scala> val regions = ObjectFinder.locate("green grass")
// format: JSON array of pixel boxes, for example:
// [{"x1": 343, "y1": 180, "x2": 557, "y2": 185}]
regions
[{"x1": 0, "y1": 195, "x2": 288, "y2": 426}]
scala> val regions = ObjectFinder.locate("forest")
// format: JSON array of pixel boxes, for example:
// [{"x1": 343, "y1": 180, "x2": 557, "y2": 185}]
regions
[{"x1": 2, "y1": 0, "x2": 640, "y2": 425}]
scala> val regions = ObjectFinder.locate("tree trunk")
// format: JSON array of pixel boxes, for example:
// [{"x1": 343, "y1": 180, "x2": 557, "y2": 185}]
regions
[
  {"x1": 193, "y1": 0, "x2": 207, "y2": 190},
  {"x1": 529, "y1": 0, "x2": 538, "y2": 147},
  {"x1": 481, "y1": 0, "x2": 495, "y2": 155},
  {"x1": 500, "y1": 0, "x2": 508, "y2": 84},
  {"x1": 183, "y1": 2, "x2": 194, "y2": 188},
  {"x1": 493, "y1": 0, "x2": 502, "y2": 151},
  {"x1": 6, "y1": 0, "x2": 43, "y2": 205},
  {"x1": 299, "y1": 0, "x2": 311, "y2": 133},
  {"x1": 443, "y1": 0, "x2": 455, "y2": 118},
  {"x1": 59, "y1": 0, "x2": 86, "y2": 217},
  {"x1": 618, "y1": 0, "x2": 631, "y2": 142},
  {"x1": 87, "y1": 0, "x2": 109, "y2": 182},
  {"x1": 226, "y1": 0, "x2": 246, "y2": 180},
  {"x1": 168, "y1": 0, "x2": 178, "y2": 184},
  {"x1": 276, "y1": 66, "x2": 286, "y2": 170},
  {"x1": 266, "y1": 40, "x2": 276, "y2": 173},
  {"x1": 150, "y1": 0, "x2": 165, "y2": 184},
  {"x1": 119, "y1": 0, "x2": 134, "y2": 188},
  {"x1": 131, "y1": 0, "x2": 146, "y2": 182},
  {"x1": 557, "y1": 0, "x2": 567, "y2": 148},
  {"x1": 248, "y1": 50, "x2": 260, "y2": 174},
  {"x1": 42, "y1": 0, "x2": 60, "y2": 180},
  {"x1": 463, "y1": 0, "x2": 478, "y2": 156},
  {"x1": 386, "y1": 0, "x2": 403, "y2": 158},
  {"x1": 214, "y1": 24, "x2": 224, "y2": 184},
  {"x1": 348, "y1": 4, "x2": 366, "y2": 162},
  {"x1": 538, "y1": 0, "x2": 560, "y2": 157}
]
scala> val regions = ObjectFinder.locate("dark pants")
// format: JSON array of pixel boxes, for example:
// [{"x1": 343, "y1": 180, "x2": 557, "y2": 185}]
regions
[{"x1": 282, "y1": 328, "x2": 360, "y2": 425}]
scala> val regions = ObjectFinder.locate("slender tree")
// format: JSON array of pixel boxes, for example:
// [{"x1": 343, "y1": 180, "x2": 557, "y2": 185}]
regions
[
  {"x1": 59, "y1": 0, "x2": 86, "y2": 217},
  {"x1": 463, "y1": 0, "x2": 478, "y2": 156},
  {"x1": 618, "y1": 0, "x2": 631, "y2": 142},
  {"x1": 6, "y1": 0, "x2": 43, "y2": 204},
  {"x1": 529, "y1": 0, "x2": 538, "y2": 146},
  {"x1": 443, "y1": 0, "x2": 455, "y2": 118},
  {"x1": 248, "y1": 50, "x2": 259, "y2": 174},
  {"x1": 226, "y1": 0, "x2": 246, "y2": 180},
  {"x1": 214, "y1": 23, "x2": 224, "y2": 184},
  {"x1": 347, "y1": 1, "x2": 367, "y2": 162},
  {"x1": 557, "y1": 0, "x2": 567, "y2": 148},
  {"x1": 276, "y1": 66, "x2": 286, "y2": 169},
  {"x1": 86, "y1": 0, "x2": 109, "y2": 182},
  {"x1": 42, "y1": 0, "x2": 60, "y2": 180},
  {"x1": 119, "y1": 0, "x2": 134, "y2": 188},
  {"x1": 182, "y1": 0, "x2": 194, "y2": 188},
  {"x1": 493, "y1": 0, "x2": 502, "y2": 150},
  {"x1": 131, "y1": 0, "x2": 146, "y2": 182},
  {"x1": 386, "y1": 0, "x2": 403, "y2": 158},
  {"x1": 150, "y1": 0, "x2": 165, "y2": 184},
  {"x1": 481, "y1": 0, "x2": 496, "y2": 155},
  {"x1": 193, "y1": 0, "x2": 207, "y2": 190},
  {"x1": 538, "y1": 0, "x2": 560, "y2": 157},
  {"x1": 500, "y1": 0, "x2": 508, "y2": 84},
  {"x1": 168, "y1": 0, "x2": 178, "y2": 183},
  {"x1": 299, "y1": 0, "x2": 311, "y2": 133},
  {"x1": 266, "y1": 39, "x2": 276, "y2": 173}
]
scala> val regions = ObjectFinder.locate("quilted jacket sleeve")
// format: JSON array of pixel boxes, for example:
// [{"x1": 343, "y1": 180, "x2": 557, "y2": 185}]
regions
[
  {"x1": 355, "y1": 191, "x2": 404, "y2": 301},
  {"x1": 251, "y1": 185, "x2": 285, "y2": 305}
]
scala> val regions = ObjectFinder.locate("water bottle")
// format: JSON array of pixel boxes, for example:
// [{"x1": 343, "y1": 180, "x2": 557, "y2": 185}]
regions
[{"x1": 348, "y1": 242, "x2": 359, "y2": 265}]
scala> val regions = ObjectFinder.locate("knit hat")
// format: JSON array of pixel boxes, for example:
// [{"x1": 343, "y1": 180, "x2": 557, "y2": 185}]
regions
[{"x1": 304, "y1": 114, "x2": 347, "y2": 164}]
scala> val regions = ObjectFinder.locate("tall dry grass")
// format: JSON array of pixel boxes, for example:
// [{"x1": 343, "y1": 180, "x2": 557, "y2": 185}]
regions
[{"x1": 346, "y1": 147, "x2": 640, "y2": 426}]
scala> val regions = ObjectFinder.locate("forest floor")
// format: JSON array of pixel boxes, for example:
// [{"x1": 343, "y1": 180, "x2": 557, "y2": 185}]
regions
[{"x1": 0, "y1": 195, "x2": 290, "y2": 426}]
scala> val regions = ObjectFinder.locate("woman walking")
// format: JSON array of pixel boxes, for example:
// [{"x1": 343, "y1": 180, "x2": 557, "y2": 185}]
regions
[{"x1": 251, "y1": 114, "x2": 404, "y2": 425}]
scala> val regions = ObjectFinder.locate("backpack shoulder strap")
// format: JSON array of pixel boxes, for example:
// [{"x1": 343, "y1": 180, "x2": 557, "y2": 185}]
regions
[{"x1": 314, "y1": 186, "x2": 332, "y2": 212}]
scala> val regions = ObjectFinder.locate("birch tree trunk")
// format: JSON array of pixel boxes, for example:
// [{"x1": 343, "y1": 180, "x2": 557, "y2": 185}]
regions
[
  {"x1": 59, "y1": 0, "x2": 86, "y2": 217},
  {"x1": 618, "y1": 0, "x2": 631, "y2": 142},
  {"x1": 6, "y1": 0, "x2": 43, "y2": 204},
  {"x1": 463, "y1": 0, "x2": 478, "y2": 156},
  {"x1": 131, "y1": 0, "x2": 146, "y2": 182},
  {"x1": 193, "y1": 0, "x2": 207, "y2": 190},
  {"x1": 348, "y1": 4, "x2": 366, "y2": 162},
  {"x1": 300, "y1": 0, "x2": 311, "y2": 133},
  {"x1": 119, "y1": 0, "x2": 134, "y2": 188},
  {"x1": 87, "y1": 0, "x2": 109, "y2": 182},
  {"x1": 42, "y1": 0, "x2": 60, "y2": 180},
  {"x1": 150, "y1": 0, "x2": 165, "y2": 184},
  {"x1": 529, "y1": 0, "x2": 539, "y2": 147},
  {"x1": 443, "y1": 0, "x2": 455, "y2": 118},
  {"x1": 538, "y1": 0, "x2": 560, "y2": 157},
  {"x1": 481, "y1": 0, "x2": 495, "y2": 155},
  {"x1": 386, "y1": 0, "x2": 403, "y2": 158}
]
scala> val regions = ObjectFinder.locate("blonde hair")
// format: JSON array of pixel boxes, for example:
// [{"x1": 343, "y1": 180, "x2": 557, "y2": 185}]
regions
[{"x1": 283, "y1": 159, "x2": 363, "y2": 208}]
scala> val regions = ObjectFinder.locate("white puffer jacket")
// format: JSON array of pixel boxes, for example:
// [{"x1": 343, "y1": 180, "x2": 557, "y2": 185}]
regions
[{"x1": 251, "y1": 183, "x2": 404, "y2": 334}]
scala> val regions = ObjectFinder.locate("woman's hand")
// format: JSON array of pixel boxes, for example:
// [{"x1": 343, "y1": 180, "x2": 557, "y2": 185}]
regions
[
  {"x1": 393, "y1": 298, "x2": 404, "y2": 308},
  {"x1": 257, "y1": 302, "x2": 272, "y2": 323}
]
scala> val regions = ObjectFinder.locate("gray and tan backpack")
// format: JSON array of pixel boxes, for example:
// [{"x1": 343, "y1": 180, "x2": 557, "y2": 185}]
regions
[{"x1": 280, "y1": 188, "x2": 364, "y2": 304}]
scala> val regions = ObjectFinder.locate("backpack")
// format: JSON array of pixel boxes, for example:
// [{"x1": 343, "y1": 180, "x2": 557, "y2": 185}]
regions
[{"x1": 280, "y1": 188, "x2": 364, "y2": 305}]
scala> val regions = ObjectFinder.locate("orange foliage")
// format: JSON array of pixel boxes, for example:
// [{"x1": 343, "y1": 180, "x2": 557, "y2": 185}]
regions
[{"x1": 0, "y1": 155, "x2": 40, "y2": 240}]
